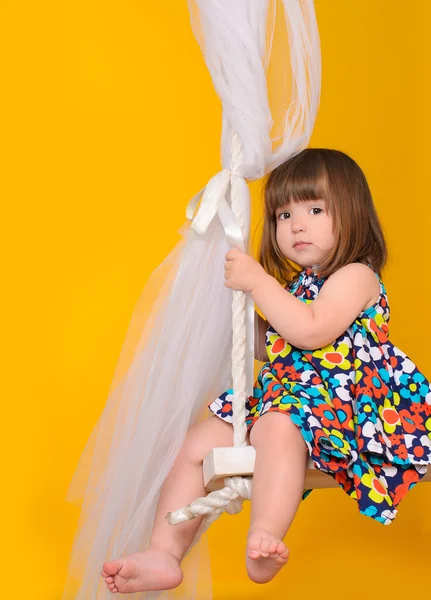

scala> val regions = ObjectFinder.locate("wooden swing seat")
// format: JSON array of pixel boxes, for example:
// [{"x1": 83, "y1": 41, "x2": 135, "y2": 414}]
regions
[{"x1": 203, "y1": 446, "x2": 431, "y2": 492}]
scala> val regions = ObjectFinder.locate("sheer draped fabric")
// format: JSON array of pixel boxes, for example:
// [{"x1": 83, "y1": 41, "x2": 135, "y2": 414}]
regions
[{"x1": 63, "y1": 2, "x2": 321, "y2": 598}]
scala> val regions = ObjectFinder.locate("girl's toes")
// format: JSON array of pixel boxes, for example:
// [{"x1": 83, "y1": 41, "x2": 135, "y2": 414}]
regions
[
  {"x1": 277, "y1": 541, "x2": 289, "y2": 558},
  {"x1": 248, "y1": 545, "x2": 261, "y2": 558},
  {"x1": 267, "y1": 539, "x2": 279, "y2": 555},
  {"x1": 276, "y1": 541, "x2": 285, "y2": 553},
  {"x1": 260, "y1": 538, "x2": 272, "y2": 557},
  {"x1": 247, "y1": 532, "x2": 261, "y2": 558}
]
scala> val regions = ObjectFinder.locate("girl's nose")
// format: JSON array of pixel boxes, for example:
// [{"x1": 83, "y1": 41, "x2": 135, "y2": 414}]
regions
[{"x1": 292, "y1": 221, "x2": 305, "y2": 233}]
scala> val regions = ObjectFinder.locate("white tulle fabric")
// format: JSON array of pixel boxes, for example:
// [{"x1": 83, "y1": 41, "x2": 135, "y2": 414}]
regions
[{"x1": 63, "y1": 1, "x2": 321, "y2": 598}]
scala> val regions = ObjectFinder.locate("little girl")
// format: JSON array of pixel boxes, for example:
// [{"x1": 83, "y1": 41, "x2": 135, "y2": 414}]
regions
[{"x1": 101, "y1": 148, "x2": 431, "y2": 594}]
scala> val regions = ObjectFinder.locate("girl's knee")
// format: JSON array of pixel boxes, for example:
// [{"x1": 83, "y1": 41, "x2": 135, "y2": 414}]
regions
[
  {"x1": 181, "y1": 416, "x2": 233, "y2": 465},
  {"x1": 250, "y1": 411, "x2": 304, "y2": 448}
]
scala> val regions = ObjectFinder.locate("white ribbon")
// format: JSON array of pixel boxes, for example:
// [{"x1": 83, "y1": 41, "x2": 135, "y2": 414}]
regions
[
  {"x1": 186, "y1": 169, "x2": 245, "y2": 250},
  {"x1": 186, "y1": 169, "x2": 255, "y2": 399}
]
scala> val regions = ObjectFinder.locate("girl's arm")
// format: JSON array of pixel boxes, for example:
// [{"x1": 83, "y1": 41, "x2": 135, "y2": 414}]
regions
[
  {"x1": 254, "y1": 311, "x2": 269, "y2": 362},
  {"x1": 251, "y1": 262, "x2": 380, "y2": 351}
]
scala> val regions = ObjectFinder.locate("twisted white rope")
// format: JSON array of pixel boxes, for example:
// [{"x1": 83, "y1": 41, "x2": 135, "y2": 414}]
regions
[
  {"x1": 166, "y1": 476, "x2": 252, "y2": 526},
  {"x1": 230, "y1": 165, "x2": 249, "y2": 449},
  {"x1": 166, "y1": 133, "x2": 252, "y2": 533}
]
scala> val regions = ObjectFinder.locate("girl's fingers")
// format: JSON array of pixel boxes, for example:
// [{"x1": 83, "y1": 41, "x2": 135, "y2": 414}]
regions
[{"x1": 226, "y1": 248, "x2": 242, "y2": 260}]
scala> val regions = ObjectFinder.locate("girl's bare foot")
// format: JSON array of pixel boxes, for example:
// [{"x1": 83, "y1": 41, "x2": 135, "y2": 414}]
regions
[
  {"x1": 101, "y1": 548, "x2": 183, "y2": 594},
  {"x1": 246, "y1": 528, "x2": 290, "y2": 584}
]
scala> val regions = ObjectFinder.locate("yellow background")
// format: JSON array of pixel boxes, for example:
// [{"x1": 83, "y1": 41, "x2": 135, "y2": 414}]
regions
[{"x1": 4, "y1": 1, "x2": 431, "y2": 598}]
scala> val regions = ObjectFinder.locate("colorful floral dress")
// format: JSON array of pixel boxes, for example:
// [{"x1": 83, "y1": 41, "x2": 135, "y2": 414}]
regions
[{"x1": 209, "y1": 266, "x2": 431, "y2": 525}]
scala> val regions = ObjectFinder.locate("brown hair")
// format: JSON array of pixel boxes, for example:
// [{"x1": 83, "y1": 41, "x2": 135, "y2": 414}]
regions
[{"x1": 257, "y1": 148, "x2": 388, "y2": 285}]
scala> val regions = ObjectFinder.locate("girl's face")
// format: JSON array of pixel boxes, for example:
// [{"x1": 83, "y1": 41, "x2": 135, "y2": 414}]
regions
[{"x1": 275, "y1": 198, "x2": 335, "y2": 268}]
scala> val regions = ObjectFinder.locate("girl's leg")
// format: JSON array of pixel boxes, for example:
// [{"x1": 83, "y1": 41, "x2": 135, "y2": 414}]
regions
[
  {"x1": 102, "y1": 415, "x2": 236, "y2": 594},
  {"x1": 246, "y1": 411, "x2": 309, "y2": 583},
  {"x1": 149, "y1": 415, "x2": 237, "y2": 559}
]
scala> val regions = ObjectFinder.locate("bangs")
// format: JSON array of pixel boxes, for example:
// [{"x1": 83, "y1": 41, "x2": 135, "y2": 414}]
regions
[{"x1": 265, "y1": 153, "x2": 330, "y2": 215}]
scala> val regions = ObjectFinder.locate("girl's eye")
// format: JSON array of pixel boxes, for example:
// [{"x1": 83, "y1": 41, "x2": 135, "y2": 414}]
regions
[{"x1": 278, "y1": 207, "x2": 323, "y2": 220}]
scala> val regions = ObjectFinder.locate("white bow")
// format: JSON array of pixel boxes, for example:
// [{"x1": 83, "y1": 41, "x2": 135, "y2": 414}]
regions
[{"x1": 186, "y1": 168, "x2": 248, "y2": 252}]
